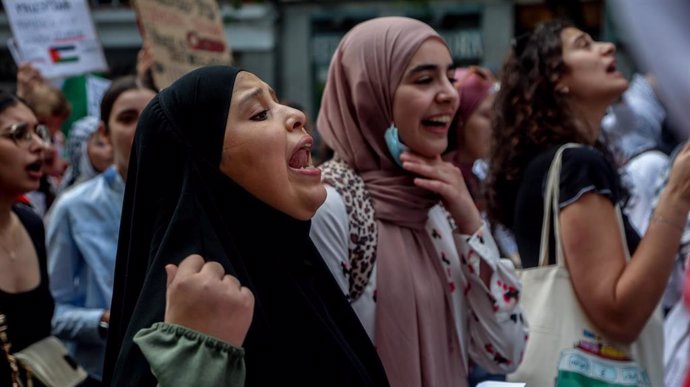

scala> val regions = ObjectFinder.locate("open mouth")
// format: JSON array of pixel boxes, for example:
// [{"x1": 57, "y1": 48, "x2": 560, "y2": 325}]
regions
[
  {"x1": 606, "y1": 61, "x2": 617, "y2": 73},
  {"x1": 288, "y1": 142, "x2": 314, "y2": 170},
  {"x1": 26, "y1": 160, "x2": 43, "y2": 173},
  {"x1": 421, "y1": 115, "x2": 453, "y2": 128}
]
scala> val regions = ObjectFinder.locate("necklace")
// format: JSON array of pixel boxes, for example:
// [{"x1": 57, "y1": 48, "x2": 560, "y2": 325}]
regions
[
  {"x1": 0, "y1": 243, "x2": 16, "y2": 260},
  {"x1": 0, "y1": 216, "x2": 17, "y2": 261}
]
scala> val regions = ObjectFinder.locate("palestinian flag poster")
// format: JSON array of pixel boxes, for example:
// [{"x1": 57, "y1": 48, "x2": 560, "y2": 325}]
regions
[
  {"x1": 50, "y1": 45, "x2": 80, "y2": 63},
  {"x1": 2, "y1": 0, "x2": 108, "y2": 79}
]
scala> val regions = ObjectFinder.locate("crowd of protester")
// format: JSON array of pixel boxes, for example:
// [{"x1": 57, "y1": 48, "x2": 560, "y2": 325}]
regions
[{"x1": 1, "y1": 12, "x2": 689, "y2": 387}]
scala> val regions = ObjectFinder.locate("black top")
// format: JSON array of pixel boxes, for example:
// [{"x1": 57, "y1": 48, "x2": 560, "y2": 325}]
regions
[
  {"x1": 103, "y1": 66, "x2": 389, "y2": 387},
  {"x1": 514, "y1": 146, "x2": 641, "y2": 268},
  {"x1": 0, "y1": 203, "x2": 55, "y2": 385}
]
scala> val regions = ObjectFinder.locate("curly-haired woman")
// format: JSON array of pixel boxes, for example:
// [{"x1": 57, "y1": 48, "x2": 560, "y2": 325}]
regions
[{"x1": 487, "y1": 20, "x2": 690, "y2": 386}]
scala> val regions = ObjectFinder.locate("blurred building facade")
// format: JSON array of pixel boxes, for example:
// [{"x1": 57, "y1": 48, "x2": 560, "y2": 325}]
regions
[{"x1": 1, "y1": 0, "x2": 609, "y2": 120}]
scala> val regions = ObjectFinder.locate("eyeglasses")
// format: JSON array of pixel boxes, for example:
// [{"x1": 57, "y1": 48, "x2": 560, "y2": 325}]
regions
[{"x1": 0, "y1": 122, "x2": 51, "y2": 146}]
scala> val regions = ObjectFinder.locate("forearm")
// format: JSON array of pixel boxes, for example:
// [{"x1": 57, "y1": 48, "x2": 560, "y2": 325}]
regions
[
  {"x1": 563, "y1": 190, "x2": 686, "y2": 343},
  {"x1": 459, "y1": 228, "x2": 527, "y2": 372},
  {"x1": 613, "y1": 190, "x2": 688, "y2": 331},
  {"x1": 52, "y1": 305, "x2": 106, "y2": 344}
]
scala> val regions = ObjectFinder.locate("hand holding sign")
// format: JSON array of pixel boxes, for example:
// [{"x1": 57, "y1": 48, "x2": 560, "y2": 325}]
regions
[{"x1": 2, "y1": 0, "x2": 108, "y2": 79}]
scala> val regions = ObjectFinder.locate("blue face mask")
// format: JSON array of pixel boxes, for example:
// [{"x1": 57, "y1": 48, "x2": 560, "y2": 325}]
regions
[{"x1": 384, "y1": 124, "x2": 409, "y2": 168}]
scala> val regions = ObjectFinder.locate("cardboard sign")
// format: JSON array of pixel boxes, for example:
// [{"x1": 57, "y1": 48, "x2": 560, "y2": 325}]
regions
[
  {"x1": 135, "y1": 0, "x2": 233, "y2": 89},
  {"x1": 2, "y1": 0, "x2": 108, "y2": 79}
]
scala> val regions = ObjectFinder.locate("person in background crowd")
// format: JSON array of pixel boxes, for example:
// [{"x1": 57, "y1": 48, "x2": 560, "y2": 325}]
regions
[
  {"x1": 487, "y1": 19, "x2": 690, "y2": 386},
  {"x1": 136, "y1": 39, "x2": 159, "y2": 93},
  {"x1": 15, "y1": 64, "x2": 70, "y2": 215},
  {"x1": 446, "y1": 67, "x2": 520, "y2": 268},
  {"x1": 445, "y1": 67, "x2": 519, "y2": 386},
  {"x1": 46, "y1": 76, "x2": 157, "y2": 384},
  {"x1": 601, "y1": 73, "x2": 670, "y2": 236},
  {"x1": 58, "y1": 116, "x2": 113, "y2": 194},
  {"x1": 446, "y1": 66, "x2": 497, "y2": 211},
  {"x1": 311, "y1": 17, "x2": 527, "y2": 387},
  {"x1": 0, "y1": 90, "x2": 54, "y2": 386},
  {"x1": 21, "y1": 83, "x2": 71, "y2": 159}
]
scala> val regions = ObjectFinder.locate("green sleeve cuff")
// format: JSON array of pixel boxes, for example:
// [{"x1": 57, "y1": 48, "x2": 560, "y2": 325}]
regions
[{"x1": 134, "y1": 322, "x2": 246, "y2": 387}]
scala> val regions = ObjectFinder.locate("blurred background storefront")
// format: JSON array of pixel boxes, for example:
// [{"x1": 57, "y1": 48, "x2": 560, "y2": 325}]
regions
[{"x1": 2, "y1": 0, "x2": 625, "y2": 121}]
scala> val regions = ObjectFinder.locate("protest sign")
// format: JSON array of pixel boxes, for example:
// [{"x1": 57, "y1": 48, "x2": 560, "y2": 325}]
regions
[
  {"x1": 135, "y1": 0, "x2": 233, "y2": 89},
  {"x1": 85, "y1": 74, "x2": 111, "y2": 118},
  {"x1": 2, "y1": 0, "x2": 108, "y2": 79}
]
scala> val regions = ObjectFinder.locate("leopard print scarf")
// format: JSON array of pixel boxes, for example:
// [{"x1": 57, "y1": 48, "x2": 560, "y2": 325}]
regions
[{"x1": 320, "y1": 159, "x2": 377, "y2": 302}]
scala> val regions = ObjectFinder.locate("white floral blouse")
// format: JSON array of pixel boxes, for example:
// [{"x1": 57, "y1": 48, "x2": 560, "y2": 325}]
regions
[{"x1": 310, "y1": 186, "x2": 528, "y2": 378}]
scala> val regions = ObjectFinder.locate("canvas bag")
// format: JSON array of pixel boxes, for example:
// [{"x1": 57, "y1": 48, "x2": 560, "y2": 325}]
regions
[
  {"x1": 507, "y1": 143, "x2": 663, "y2": 386},
  {"x1": 663, "y1": 302, "x2": 690, "y2": 387}
]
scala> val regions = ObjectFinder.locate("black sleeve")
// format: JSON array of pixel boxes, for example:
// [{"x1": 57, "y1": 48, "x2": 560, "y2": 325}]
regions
[{"x1": 558, "y1": 146, "x2": 621, "y2": 208}]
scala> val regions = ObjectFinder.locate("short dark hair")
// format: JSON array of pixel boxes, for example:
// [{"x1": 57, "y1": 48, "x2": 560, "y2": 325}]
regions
[
  {"x1": 100, "y1": 75, "x2": 156, "y2": 133},
  {"x1": 0, "y1": 90, "x2": 22, "y2": 116}
]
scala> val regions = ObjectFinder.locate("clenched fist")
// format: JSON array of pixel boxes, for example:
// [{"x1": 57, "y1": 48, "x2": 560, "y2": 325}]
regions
[{"x1": 164, "y1": 254, "x2": 254, "y2": 348}]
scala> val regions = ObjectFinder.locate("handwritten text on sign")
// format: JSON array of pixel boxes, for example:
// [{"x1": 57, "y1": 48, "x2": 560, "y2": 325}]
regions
[
  {"x1": 136, "y1": 0, "x2": 233, "y2": 89},
  {"x1": 2, "y1": 0, "x2": 107, "y2": 78}
]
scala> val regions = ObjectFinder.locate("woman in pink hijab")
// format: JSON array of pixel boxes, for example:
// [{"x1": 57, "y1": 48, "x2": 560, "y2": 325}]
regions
[
  {"x1": 310, "y1": 17, "x2": 527, "y2": 387},
  {"x1": 446, "y1": 67, "x2": 497, "y2": 211}
]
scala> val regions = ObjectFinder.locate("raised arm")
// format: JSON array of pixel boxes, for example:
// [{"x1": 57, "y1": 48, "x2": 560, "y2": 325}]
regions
[
  {"x1": 561, "y1": 144, "x2": 690, "y2": 343},
  {"x1": 134, "y1": 254, "x2": 254, "y2": 387}
]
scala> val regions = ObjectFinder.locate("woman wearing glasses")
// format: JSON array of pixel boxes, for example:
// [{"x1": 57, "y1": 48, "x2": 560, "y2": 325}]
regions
[{"x1": 0, "y1": 90, "x2": 53, "y2": 386}]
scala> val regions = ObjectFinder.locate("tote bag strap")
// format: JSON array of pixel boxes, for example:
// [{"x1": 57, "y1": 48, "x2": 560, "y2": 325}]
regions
[
  {"x1": 538, "y1": 143, "x2": 631, "y2": 268},
  {"x1": 538, "y1": 143, "x2": 581, "y2": 267}
]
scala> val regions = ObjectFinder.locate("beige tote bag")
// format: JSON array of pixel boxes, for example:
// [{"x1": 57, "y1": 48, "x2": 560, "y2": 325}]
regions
[{"x1": 507, "y1": 143, "x2": 663, "y2": 386}]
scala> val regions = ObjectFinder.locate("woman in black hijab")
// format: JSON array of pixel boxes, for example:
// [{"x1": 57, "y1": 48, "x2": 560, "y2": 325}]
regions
[{"x1": 103, "y1": 66, "x2": 389, "y2": 387}]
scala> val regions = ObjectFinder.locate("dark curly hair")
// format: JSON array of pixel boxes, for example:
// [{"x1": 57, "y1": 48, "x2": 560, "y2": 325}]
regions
[{"x1": 486, "y1": 19, "x2": 614, "y2": 228}]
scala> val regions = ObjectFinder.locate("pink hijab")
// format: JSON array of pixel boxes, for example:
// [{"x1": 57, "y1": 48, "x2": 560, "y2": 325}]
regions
[
  {"x1": 450, "y1": 67, "x2": 496, "y2": 207},
  {"x1": 454, "y1": 67, "x2": 495, "y2": 129},
  {"x1": 317, "y1": 17, "x2": 464, "y2": 387}
]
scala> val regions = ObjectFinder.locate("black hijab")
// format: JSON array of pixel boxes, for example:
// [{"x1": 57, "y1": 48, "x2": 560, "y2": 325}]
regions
[{"x1": 103, "y1": 66, "x2": 389, "y2": 387}]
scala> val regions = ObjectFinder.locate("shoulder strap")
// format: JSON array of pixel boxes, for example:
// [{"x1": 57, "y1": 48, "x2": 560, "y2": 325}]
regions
[
  {"x1": 0, "y1": 314, "x2": 22, "y2": 387},
  {"x1": 320, "y1": 159, "x2": 378, "y2": 301},
  {"x1": 539, "y1": 143, "x2": 630, "y2": 268}
]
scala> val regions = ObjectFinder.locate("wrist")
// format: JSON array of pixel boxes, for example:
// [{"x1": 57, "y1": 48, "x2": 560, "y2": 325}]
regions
[
  {"x1": 660, "y1": 186, "x2": 690, "y2": 213},
  {"x1": 447, "y1": 197, "x2": 483, "y2": 234},
  {"x1": 454, "y1": 212, "x2": 483, "y2": 235},
  {"x1": 98, "y1": 320, "x2": 109, "y2": 339},
  {"x1": 658, "y1": 189, "x2": 690, "y2": 220},
  {"x1": 650, "y1": 215, "x2": 685, "y2": 233}
]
